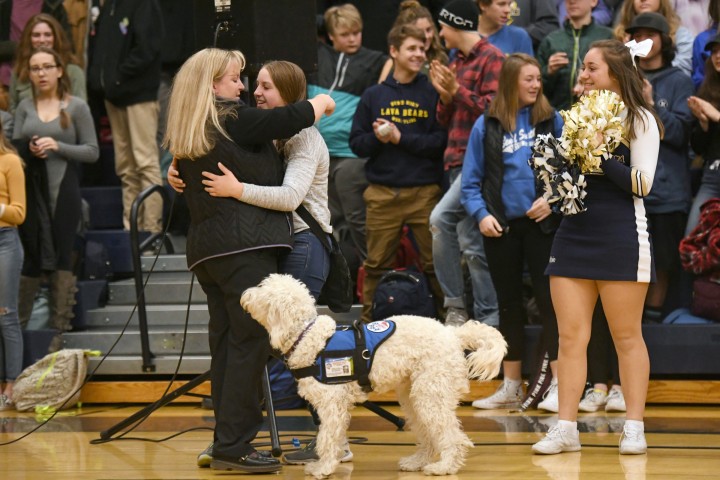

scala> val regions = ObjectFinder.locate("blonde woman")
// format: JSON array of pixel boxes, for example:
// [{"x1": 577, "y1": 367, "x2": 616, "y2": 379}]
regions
[{"x1": 163, "y1": 48, "x2": 334, "y2": 473}]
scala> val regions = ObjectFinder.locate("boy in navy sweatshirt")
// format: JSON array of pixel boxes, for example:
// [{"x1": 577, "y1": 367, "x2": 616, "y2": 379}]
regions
[{"x1": 349, "y1": 24, "x2": 447, "y2": 322}]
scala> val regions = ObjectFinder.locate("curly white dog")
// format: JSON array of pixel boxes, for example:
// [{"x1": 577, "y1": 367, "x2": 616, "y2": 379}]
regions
[{"x1": 241, "y1": 274, "x2": 507, "y2": 478}]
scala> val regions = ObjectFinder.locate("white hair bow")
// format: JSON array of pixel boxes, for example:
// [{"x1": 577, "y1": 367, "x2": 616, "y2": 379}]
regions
[{"x1": 624, "y1": 38, "x2": 654, "y2": 67}]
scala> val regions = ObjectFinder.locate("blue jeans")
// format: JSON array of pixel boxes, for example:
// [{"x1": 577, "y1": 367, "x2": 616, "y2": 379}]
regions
[
  {"x1": 0, "y1": 227, "x2": 24, "y2": 382},
  {"x1": 430, "y1": 171, "x2": 498, "y2": 325},
  {"x1": 685, "y1": 159, "x2": 720, "y2": 235},
  {"x1": 279, "y1": 230, "x2": 330, "y2": 301}
]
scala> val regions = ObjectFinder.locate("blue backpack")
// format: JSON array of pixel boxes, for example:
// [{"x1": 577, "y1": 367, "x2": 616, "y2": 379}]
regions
[{"x1": 372, "y1": 268, "x2": 436, "y2": 320}]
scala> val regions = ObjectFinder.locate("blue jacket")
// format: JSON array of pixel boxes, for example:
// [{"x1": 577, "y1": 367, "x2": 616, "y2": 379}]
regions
[
  {"x1": 643, "y1": 66, "x2": 694, "y2": 214},
  {"x1": 461, "y1": 107, "x2": 563, "y2": 222},
  {"x1": 692, "y1": 25, "x2": 719, "y2": 90},
  {"x1": 488, "y1": 25, "x2": 534, "y2": 56},
  {"x1": 349, "y1": 74, "x2": 446, "y2": 187}
]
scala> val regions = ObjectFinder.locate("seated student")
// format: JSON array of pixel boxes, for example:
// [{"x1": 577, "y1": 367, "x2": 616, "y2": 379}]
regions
[
  {"x1": 476, "y1": 0, "x2": 534, "y2": 55},
  {"x1": 349, "y1": 23, "x2": 447, "y2": 322},
  {"x1": 309, "y1": 4, "x2": 387, "y2": 263}
]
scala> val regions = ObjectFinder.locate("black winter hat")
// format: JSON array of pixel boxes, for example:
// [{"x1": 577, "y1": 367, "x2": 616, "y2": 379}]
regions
[
  {"x1": 706, "y1": 33, "x2": 720, "y2": 51},
  {"x1": 625, "y1": 12, "x2": 670, "y2": 35},
  {"x1": 438, "y1": 0, "x2": 479, "y2": 32}
]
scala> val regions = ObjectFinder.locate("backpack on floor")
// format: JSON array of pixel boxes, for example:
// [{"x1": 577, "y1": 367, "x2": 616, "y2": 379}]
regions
[
  {"x1": 13, "y1": 349, "x2": 91, "y2": 412},
  {"x1": 372, "y1": 267, "x2": 436, "y2": 320},
  {"x1": 356, "y1": 225, "x2": 421, "y2": 302}
]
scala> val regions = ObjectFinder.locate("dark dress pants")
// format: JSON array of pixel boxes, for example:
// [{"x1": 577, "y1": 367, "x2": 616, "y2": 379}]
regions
[{"x1": 193, "y1": 249, "x2": 278, "y2": 458}]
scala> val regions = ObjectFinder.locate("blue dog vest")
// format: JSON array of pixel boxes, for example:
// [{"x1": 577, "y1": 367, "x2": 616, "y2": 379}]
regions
[{"x1": 290, "y1": 320, "x2": 396, "y2": 390}]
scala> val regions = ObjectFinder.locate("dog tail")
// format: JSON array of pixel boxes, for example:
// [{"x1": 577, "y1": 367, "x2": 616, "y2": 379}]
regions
[{"x1": 453, "y1": 321, "x2": 507, "y2": 381}]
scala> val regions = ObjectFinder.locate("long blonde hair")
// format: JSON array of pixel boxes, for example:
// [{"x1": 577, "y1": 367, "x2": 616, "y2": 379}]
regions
[
  {"x1": 487, "y1": 54, "x2": 554, "y2": 132},
  {"x1": 164, "y1": 48, "x2": 246, "y2": 159}
]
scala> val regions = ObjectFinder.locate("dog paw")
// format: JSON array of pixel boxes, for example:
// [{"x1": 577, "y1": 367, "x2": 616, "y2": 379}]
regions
[
  {"x1": 304, "y1": 461, "x2": 336, "y2": 479},
  {"x1": 422, "y1": 461, "x2": 459, "y2": 476},
  {"x1": 399, "y1": 453, "x2": 427, "y2": 472}
]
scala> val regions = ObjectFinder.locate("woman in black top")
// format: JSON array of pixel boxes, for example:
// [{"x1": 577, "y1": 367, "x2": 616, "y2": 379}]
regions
[{"x1": 164, "y1": 48, "x2": 334, "y2": 473}]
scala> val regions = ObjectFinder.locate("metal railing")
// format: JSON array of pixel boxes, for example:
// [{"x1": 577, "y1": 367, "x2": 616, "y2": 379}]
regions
[{"x1": 129, "y1": 185, "x2": 175, "y2": 372}]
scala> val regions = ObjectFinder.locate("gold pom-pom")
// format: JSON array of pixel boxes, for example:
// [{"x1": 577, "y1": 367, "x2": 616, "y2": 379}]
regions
[{"x1": 559, "y1": 90, "x2": 625, "y2": 174}]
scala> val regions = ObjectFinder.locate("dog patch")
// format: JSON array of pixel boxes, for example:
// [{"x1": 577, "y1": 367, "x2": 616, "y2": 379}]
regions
[{"x1": 366, "y1": 320, "x2": 390, "y2": 333}]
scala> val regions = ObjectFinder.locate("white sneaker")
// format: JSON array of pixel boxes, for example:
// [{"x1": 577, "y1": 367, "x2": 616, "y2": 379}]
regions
[
  {"x1": 605, "y1": 388, "x2": 626, "y2": 412},
  {"x1": 532, "y1": 424, "x2": 582, "y2": 455},
  {"x1": 619, "y1": 423, "x2": 647, "y2": 455},
  {"x1": 578, "y1": 388, "x2": 608, "y2": 412},
  {"x1": 444, "y1": 307, "x2": 469, "y2": 327},
  {"x1": 537, "y1": 380, "x2": 559, "y2": 413},
  {"x1": 472, "y1": 381, "x2": 523, "y2": 409}
]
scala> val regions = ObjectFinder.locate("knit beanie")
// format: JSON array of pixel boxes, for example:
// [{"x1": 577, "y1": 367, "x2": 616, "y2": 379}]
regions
[{"x1": 438, "y1": 0, "x2": 479, "y2": 32}]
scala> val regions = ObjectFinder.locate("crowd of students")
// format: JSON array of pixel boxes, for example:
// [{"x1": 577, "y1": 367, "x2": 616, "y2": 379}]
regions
[{"x1": 0, "y1": 0, "x2": 719, "y2": 468}]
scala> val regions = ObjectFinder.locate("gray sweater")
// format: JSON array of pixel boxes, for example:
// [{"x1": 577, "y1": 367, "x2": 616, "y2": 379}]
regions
[
  {"x1": 241, "y1": 126, "x2": 332, "y2": 234},
  {"x1": 13, "y1": 96, "x2": 98, "y2": 213}
]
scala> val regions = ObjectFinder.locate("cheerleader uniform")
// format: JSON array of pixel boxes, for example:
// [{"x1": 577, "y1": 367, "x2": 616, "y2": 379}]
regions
[{"x1": 546, "y1": 109, "x2": 661, "y2": 282}]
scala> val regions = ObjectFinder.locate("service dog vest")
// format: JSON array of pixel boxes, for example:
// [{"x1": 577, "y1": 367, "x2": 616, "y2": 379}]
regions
[{"x1": 290, "y1": 320, "x2": 396, "y2": 391}]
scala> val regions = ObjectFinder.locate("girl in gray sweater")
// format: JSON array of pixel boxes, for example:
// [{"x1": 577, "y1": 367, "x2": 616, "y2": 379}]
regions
[{"x1": 12, "y1": 47, "x2": 98, "y2": 339}]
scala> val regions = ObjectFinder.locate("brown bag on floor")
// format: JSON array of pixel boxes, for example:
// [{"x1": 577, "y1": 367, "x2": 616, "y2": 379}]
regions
[{"x1": 13, "y1": 349, "x2": 89, "y2": 412}]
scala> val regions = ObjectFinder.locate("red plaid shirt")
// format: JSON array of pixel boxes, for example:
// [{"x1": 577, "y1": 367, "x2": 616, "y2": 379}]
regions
[{"x1": 436, "y1": 38, "x2": 503, "y2": 170}]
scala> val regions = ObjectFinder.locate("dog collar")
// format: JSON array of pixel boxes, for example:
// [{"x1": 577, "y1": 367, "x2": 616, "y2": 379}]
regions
[{"x1": 284, "y1": 317, "x2": 317, "y2": 358}]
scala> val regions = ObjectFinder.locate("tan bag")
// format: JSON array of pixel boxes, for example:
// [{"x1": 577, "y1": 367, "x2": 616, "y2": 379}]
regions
[{"x1": 13, "y1": 349, "x2": 89, "y2": 412}]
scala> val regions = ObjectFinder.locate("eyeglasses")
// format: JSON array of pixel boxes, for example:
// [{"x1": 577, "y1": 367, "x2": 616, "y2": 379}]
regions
[{"x1": 29, "y1": 65, "x2": 58, "y2": 75}]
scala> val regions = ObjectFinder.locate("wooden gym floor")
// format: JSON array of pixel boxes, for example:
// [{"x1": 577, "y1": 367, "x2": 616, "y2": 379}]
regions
[{"x1": 2, "y1": 400, "x2": 720, "y2": 479}]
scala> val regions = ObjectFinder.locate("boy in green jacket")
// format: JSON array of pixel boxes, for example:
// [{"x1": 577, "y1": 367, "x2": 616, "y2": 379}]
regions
[{"x1": 536, "y1": 0, "x2": 613, "y2": 110}]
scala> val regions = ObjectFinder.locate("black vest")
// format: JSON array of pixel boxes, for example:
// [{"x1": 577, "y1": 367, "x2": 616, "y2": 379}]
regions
[
  {"x1": 179, "y1": 125, "x2": 293, "y2": 270},
  {"x1": 482, "y1": 115, "x2": 561, "y2": 234}
]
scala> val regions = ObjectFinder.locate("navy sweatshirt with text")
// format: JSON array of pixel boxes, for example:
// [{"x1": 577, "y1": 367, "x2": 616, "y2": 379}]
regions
[{"x1": 349, "y1": 73, "x2": 446, "y2": 187}]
